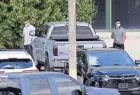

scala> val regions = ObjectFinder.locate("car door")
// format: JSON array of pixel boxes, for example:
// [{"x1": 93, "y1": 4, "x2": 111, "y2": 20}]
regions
[
  {"x1": 27, "y1": 77, "x2": 55, "y2": 95},
  {"x1": 52, "y1": 76, "x2": 85, "y2": 95}
]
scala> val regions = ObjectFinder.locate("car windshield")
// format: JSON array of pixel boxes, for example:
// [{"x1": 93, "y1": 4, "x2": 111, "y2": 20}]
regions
[
  {"x1": 0, "y1": 78, "x2": 21, "y2": 95},
  {"x1": 88, "y1": 50, "x2": 135, "y2": 66},
  {"x1": 0, "y1": 59, "x2": 33, "y2": 69}
]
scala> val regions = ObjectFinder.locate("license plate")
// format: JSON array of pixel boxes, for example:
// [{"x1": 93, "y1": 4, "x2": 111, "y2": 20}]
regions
[{"x1": 118, "y1": 83, "x2": 128, "y2": 89}]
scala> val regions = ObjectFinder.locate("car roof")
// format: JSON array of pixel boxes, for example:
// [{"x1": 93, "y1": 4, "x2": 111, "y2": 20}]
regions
[
  {"x1": 77, "y1": 48, "x2": 123, "y2": 52},
  {"x1": 0, "y1": 72, "x2": 66, "y2": 79},
  {"x1": 0, "y1": 49, "x2": 31, "y2": 59},
  {"x1": 47, "y1": 21, "x2": 90, "y2": 27}
]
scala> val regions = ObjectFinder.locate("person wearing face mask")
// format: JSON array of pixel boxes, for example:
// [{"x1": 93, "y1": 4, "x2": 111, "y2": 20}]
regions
[
  {"x1": 20, "y1": 19, "x2": 36, "y2": 54},
  {"x1": 111, "y1": 20, "x2": 126, "y2": 50}
]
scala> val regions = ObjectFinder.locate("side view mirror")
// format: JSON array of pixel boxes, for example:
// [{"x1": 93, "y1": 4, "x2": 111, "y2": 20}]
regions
[
  {"x1": 29, "y1": 30, "x2": 35, "y2": 36},
  {"x1": 71, "y1": 89, "x2": 82, "y2": 95},
  {"x1": 135, "y1": 60, "x2": 140, "y2": 66}
]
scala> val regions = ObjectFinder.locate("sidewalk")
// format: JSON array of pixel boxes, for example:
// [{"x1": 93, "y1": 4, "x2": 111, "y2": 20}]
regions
[{"x1": 97, "y1": 32, "x2": 140, "y2": 60}]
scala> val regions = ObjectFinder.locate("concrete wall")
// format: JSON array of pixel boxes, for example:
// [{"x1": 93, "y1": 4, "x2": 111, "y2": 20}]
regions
[{"x1": 97, "y1": 31, "x2": 140, "y2": 60}]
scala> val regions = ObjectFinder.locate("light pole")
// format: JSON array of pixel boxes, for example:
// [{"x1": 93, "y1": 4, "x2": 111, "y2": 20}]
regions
[{"x1": 68, "y1": 0, "x2": 77, "y2": 79}]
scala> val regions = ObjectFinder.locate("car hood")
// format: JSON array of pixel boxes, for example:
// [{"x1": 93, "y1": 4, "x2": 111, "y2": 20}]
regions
[{"x1": 92, "y1": 66, "x2": 138, "y2": 76}]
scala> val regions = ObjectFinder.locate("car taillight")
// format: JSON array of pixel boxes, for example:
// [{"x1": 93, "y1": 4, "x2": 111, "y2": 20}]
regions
[{"x1": 53, "y1": 46, "x2": 58, "y2": 56}]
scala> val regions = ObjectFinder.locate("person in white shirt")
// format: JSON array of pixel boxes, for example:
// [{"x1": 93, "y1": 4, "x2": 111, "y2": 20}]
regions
[{"x1": 20, "y1": 19, "x2": 36, "y2": 54}]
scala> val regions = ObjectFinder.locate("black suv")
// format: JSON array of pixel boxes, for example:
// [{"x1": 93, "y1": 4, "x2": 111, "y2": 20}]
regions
[{"x1": 64, "y1": 48, "x2": 140, "y2": 95}]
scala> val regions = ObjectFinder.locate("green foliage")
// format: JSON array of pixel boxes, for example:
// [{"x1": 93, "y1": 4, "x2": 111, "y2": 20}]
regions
[{"x1": 0, "y1": 0, "x2": 98, "y2": 48}]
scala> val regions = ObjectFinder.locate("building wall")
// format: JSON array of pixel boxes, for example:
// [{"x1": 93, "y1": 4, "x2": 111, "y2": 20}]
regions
[{"x1": 94, "y1": 0, "x2": 140, "y2": 29}]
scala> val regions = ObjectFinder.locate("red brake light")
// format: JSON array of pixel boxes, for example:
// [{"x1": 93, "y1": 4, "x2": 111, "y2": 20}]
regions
[{"x1": 53, "y1": 46, "x2": 58, "y2": 56}]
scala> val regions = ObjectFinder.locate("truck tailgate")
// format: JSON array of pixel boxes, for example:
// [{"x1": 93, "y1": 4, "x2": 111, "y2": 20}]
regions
[{"x1": 56, "y1": 41, "x2": 105, "y2": 60}]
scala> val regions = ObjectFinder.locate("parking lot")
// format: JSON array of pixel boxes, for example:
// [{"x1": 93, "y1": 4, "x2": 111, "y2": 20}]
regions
[{"x1": 1, "y1": 0, "x2": 140, "y2": 95}]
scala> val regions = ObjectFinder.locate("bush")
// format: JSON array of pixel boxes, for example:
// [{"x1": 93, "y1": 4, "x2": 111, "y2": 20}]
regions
[{"x1": 0, "y1": 0, "x2": 98, "y2": 48}]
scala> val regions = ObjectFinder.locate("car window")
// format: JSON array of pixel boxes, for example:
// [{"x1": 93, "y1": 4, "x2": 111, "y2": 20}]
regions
[
  {"x1": 0, "y1": 78, "x2": 21, "y2": 95},
  {"x1": 0, "y1": 59, "x2": 33, "y2": 69},
  {"x1": 29, "y1": 78, "x2": 51, "y2": 95},
  {"x1": 51, "y1": 26, "x2": 93, "y2": 40},
  {"x1": 54, "y1": 77, "x2": 82, "y2": 95}
]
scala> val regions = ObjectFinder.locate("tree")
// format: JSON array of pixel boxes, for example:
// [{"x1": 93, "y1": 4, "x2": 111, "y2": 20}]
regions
[{"x1": 0, "y1": 0, "x2": 98, "y2": 48}]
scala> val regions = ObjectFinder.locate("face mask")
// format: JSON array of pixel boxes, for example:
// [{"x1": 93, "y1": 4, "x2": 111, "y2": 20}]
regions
[{"x1": 117, "y1": 23, "x2": 121, "y2": 27}]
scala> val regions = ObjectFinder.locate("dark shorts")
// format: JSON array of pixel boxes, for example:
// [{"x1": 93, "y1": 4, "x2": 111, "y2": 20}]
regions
[{"x1": 113, "y1": 42, "x2": 124, "y2": 50}]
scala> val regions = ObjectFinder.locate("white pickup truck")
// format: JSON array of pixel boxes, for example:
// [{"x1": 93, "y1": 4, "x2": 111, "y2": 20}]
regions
[{"x1": 30, "y1": 21, "x2": 107, "y2": 71}]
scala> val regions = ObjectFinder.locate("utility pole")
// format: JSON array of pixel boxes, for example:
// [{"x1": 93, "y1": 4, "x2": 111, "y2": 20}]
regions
[{"x1": 68, "y1": 0, "x2": 77, "y2": 79}]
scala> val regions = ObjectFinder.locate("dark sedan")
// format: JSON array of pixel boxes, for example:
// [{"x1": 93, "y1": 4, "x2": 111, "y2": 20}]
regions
[{"x1": 64, "y1": 48, "x2": 140, "y2": 95}]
